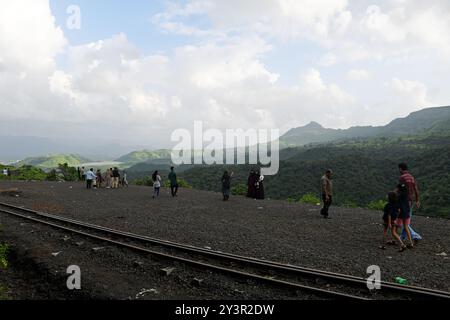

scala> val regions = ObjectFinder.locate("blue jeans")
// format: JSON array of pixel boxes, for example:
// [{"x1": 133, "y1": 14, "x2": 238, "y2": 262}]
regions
[{"x1": 401, "y1": 207, "x2": 422, "y2": 241}]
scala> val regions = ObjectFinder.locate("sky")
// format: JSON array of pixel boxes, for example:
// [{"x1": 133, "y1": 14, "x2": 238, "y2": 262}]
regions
[{"x1": 1, "y1": 0, "x2": 450, "y2": 149}]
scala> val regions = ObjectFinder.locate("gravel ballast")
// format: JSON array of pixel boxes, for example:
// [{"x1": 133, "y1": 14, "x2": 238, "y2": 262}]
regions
[{"x1": 0, "y1": 180, "x2": 449, "y2": 297}]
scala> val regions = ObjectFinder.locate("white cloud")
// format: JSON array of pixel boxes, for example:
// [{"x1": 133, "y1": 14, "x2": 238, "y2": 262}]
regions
[
  {"x1": 2, "y1": 0, "x2": 450, "y2": 148},
  {"x1": 388, "y1": 78, "x2": 431, "y2": 109},
  {"x1": 347, "y1": 69, "x2": 371, "y2": 81},
  {"x1": 362, "y1": 5, "x2": 406, "y2": 43},
  {"x1": 0, "y1": 0, "x2": 67, "y2": 123},
  {"x1": 173, "y1": 36, "x2": 278, "y2": 90},
  {"x1": 153, "y1": 0, "x2": 352, "y2": 42},
  {"x1": 318, "y1": 53, "x2": 338, "y2": 67},
  {"x1": 0, "y1": 0, "x2": 66, "y2": 72}
]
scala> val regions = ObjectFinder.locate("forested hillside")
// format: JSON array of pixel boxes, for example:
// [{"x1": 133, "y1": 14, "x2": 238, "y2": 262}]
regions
[{"x1": 180, "y1": 135, "x2": 450, "y2": 217}]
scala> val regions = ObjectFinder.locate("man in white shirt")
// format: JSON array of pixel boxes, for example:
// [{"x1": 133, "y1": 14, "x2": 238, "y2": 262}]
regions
[{"x1": 85, "y1": 168, "x2": 97, "y2": 189}]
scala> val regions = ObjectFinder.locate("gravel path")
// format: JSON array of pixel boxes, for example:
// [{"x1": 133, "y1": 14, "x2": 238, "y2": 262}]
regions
[{"x1": 1, "y1": 181, "x2": 449, "y2": 294}]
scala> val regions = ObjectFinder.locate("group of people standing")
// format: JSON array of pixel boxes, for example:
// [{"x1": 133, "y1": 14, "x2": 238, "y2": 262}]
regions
[
  {"x1": 78, "y1": 166, "x2": 128, "y2": 190},
  {"x1": 220, "y1": 169, "x2": 265, "y2": 201},
  {"x1": 247, "y1": 170, "x2": 265, "y2": 200}
]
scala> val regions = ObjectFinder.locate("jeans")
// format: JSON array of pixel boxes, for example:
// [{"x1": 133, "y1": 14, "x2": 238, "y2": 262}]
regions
[
  {"x1": 153, "y1": 187, "x2": 160, "y2": 198},
  {"x1": 401, "y1": 207, "x2": 422, "y2": 241},
  {"x1": 86, "y1": 179, "x2": 93, "y2": 189},
  {"x1": 222, "y1": 187, "x2": 230, "y2": 200}
]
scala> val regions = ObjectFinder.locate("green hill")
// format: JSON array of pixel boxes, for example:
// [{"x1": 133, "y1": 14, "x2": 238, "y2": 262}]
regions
[
  {"x1": 17, "y1": 154, "x2": 90, "y2": 169},
  {"x1": 115, "y1": 149, "x2": 172, "y2": 164}
]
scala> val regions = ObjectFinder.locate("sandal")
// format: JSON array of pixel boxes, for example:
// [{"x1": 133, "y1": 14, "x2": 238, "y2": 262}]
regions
[
  {"x1": 386, "y1": 240, "x2": 396, "y2": 246},
  {"x1": 399, "y1": 245, "x2": 407, "y2": 252},
  {"x1": 379, "y1": 245, "x2": 386, "y2": 250}
]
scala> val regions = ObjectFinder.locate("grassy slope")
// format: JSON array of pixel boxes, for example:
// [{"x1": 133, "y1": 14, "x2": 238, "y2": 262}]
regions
[{"x1": 115, "y1": 150, "x2": 172, "y2": 164}]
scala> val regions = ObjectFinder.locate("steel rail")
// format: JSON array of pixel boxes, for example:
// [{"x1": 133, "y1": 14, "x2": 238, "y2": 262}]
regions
[
  {"x1": 1, "y1": 201, "x2": 449, "y2": 299},
  {"x1": 0, "y1": 205, "x2": 367, "y2": 300}
]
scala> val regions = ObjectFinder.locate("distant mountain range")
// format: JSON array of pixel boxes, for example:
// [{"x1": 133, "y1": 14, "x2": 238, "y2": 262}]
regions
[
  {"x1": 4, "y1": 105, "x2": 450, "y2": 168},
  {"x1": 280, "y1": 106, "x2": 450, "y2": 147}
]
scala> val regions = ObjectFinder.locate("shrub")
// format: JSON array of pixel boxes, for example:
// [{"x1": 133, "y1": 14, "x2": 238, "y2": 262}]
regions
[
  {"x1": 0, "y1": 243, "x2": 8, "y2": 270},
  {"x1": 133, "y1": 177, "x2": 153, "y2": 186},
  {"x1": 368, "y1": 199, "x2": 387, "y2": 211},
  {"x1": 341, "y1": 201, "x2": 358, "y2": 208},
  {"x1": 57, "y1": 163, "x2": 78, "y2": 181},
  {"x1": 0, "y1": 285, "x2": 9, "y2": 300},
  {"x1": 177, "y1": 179, "x2": 193, "y2": 189},
  {"x1": 231, "y1": 184, "x2": 247, "y2": 196},
  {"x1": 164, "y1": 178, "x2": 193, "y2": 189},
  {"x1": 10, "y1": 166, "x2": 47, "y2": 181},
  {"x1": 299, "y1": 193, "x2": 321, "y2": 205}
]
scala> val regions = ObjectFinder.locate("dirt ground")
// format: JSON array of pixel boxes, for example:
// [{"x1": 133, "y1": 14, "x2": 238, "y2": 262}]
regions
[{"x1": 0, "y1": 181, "x2": 449, "y2": 299}]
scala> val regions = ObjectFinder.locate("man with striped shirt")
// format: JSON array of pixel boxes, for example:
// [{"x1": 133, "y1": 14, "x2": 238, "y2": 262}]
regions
[{"x1": 398, "y1": 163, "x2": 422, "y2": 243}]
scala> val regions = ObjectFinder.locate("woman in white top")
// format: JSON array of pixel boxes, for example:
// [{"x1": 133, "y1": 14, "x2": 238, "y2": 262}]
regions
[{"x1": 152, "y1": 171, "x2": 162, "y2": 199}]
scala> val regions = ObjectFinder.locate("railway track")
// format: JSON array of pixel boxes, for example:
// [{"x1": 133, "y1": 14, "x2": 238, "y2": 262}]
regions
[{"x1": 1, "y1": 201, "x2": 449, "y2": 301}]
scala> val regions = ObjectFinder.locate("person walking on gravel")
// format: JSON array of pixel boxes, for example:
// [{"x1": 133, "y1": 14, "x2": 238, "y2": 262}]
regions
[
  {"x1": 122, "y1": 170, "x2": 129, "y2": 188},
  {"x1": 168, "y1": 167, "x2": 178, "y2": 197},
  {"x1": 398, "y1": 163, "x2": 422, "y2": 243},
  {"x1": 85, "y1": 168, "x2": 96, "y2": 190},
  {"x1": 221, "y1": 171, "x2": 234, "y2": 201},
  {"x1": 152, "y1": 171, "x2": 162, "y2": 199},
  {"x1": 320, "y1": 169, "x2": 333, "y2": 219}
]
